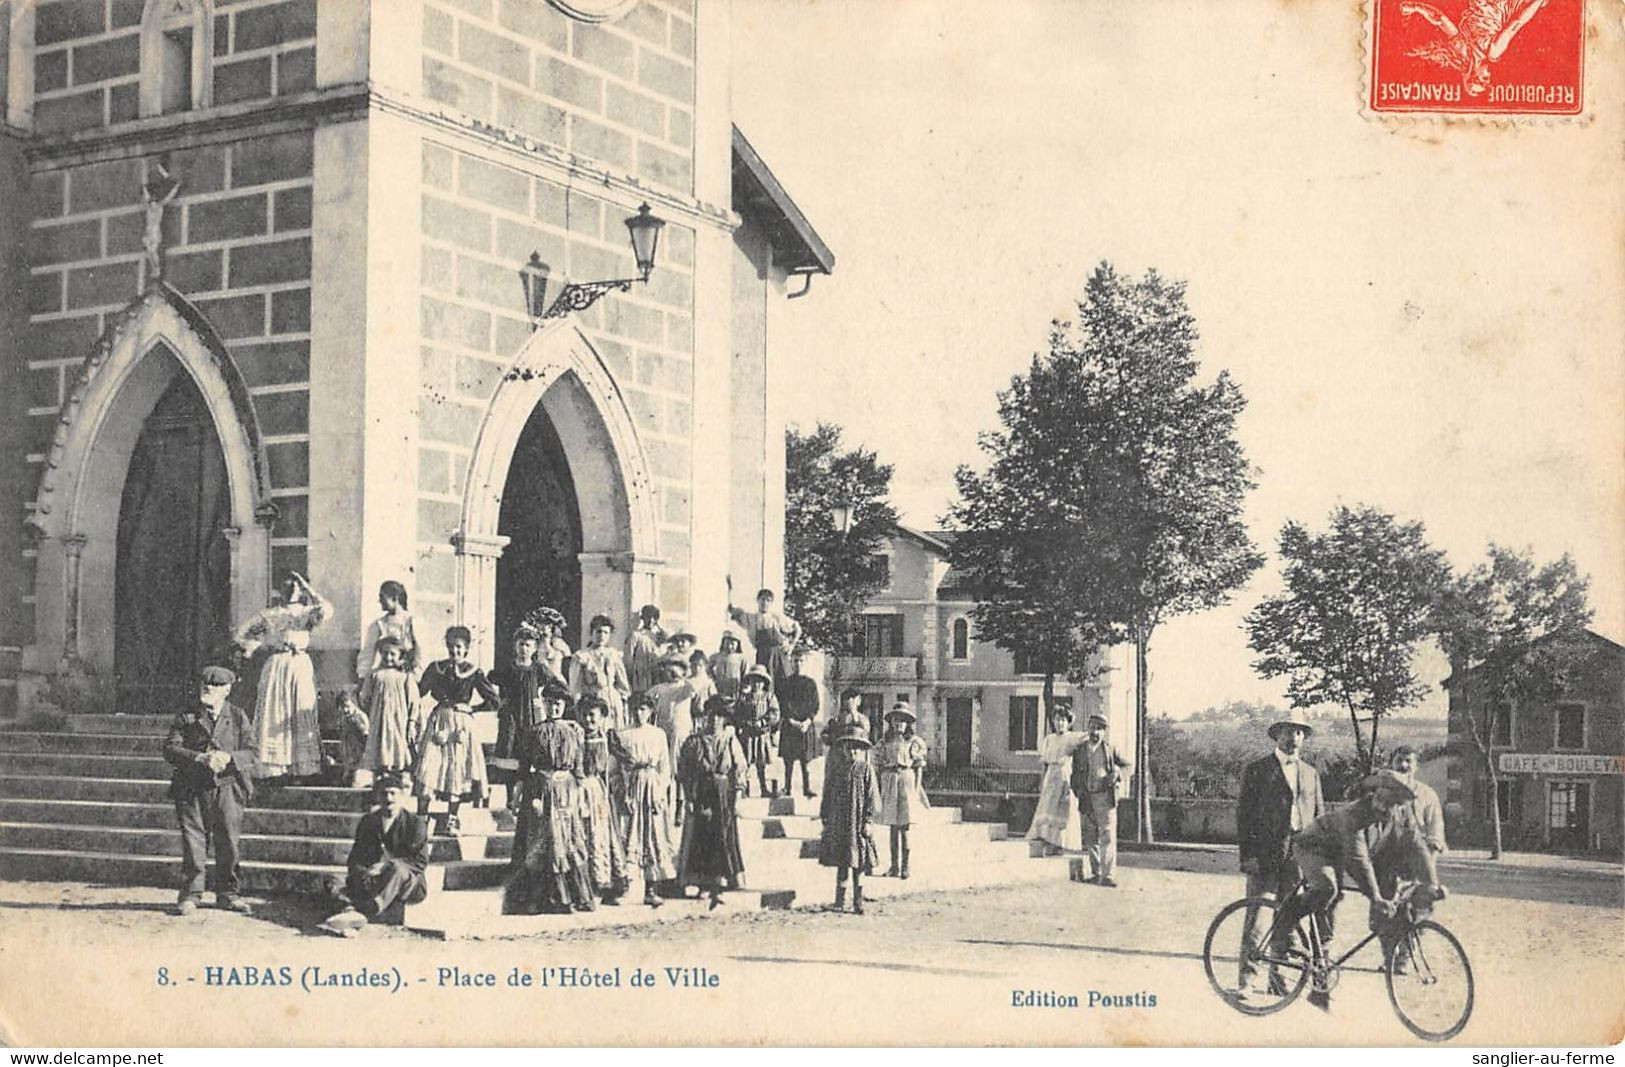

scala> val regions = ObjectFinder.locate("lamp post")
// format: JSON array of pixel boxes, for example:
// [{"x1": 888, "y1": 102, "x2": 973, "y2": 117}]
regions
[
  {"x1": 520, "y1": 202, "x2": 666, "y2": 324},
  {"x1": 830, "y1": 488, "x2": 856, "y2": 539}
]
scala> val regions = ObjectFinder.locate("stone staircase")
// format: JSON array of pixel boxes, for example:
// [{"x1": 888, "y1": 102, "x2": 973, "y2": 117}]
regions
[{"x1": 0, "y1": 715, "x2": 1067, "y2": 935}]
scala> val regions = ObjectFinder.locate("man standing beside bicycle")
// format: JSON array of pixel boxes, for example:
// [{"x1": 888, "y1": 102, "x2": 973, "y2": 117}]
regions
[{"x1": 1235, "y1": 709, "x2": 1325, "y2": 994}]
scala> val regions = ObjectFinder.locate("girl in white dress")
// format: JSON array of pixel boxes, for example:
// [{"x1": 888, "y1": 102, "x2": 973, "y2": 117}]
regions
[
  {"x1": 234, "y1": 572, "x2": 329, "y2": 780},
  {"x1": 1027, "y1": 706, "x2": 1086, "y2": 855},
  {"x1": 356, "y1": 580, "x2": 419, "y2": 684},
  {"x1": 570, "y1": 614, "x2": 632, "y2": 729}
]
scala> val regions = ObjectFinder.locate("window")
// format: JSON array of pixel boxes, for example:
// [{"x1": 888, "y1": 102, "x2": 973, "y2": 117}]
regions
[
  {"x1": 140, "y1": 0, "x2": 213, "y2": 118},
  {"x1": 1555, "y1": 703, "x2": 1585, "y2": 750},
  {"x1": 1013, "y1": 648, "x2": 1048, "y2": 676},
  {"x1": 1547, "y1": 781, "x2": 1581, "y2": 830},
  {"x1": 853, "y1": 614, "x2": 904, "y2": 657},
  {"x1": 859, "y1": 692, "x2": 885, "y2": 725},
  {"x1": 1008, "y1": 696, "x2": 1039, "y2": 752},
  {"x1": 1492, "y1": 778, "x2": 1521, "y2": 823},
  {"x1": 869, "y1": 552, "x2": 892, "y2": 589},
  {"x1": 1490, "y1": 700, "x2": 1514, "y2": 747},
  {"x1": 951, "y1": 618, "x2": 969, "y2": 660}
]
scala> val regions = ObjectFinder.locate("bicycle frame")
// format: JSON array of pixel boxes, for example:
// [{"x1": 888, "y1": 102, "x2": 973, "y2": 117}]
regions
[{"x1": 1250, "y1": 887, "x2": 1402, "y2": 977}]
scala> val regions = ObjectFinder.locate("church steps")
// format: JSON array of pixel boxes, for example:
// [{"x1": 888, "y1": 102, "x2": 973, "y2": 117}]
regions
[
  {"x1": 0, "y1": 732, "x2": 165, "y2": 756},
  {"x1": 61, "y1": 715, "x2": 173, "y2": 735},
  {"x1": 0, "y1": 798, "x2": 366, "y2": 837},
  {"x1": 0, "y1": 752, "x2": 168, "y2": 778},
  {"x1": 0, "y1": 846, "x2": 344, "y2": 896},
  {"x1": 0, "y1": 822, "x2": 501, "y2": 867},
  {"x1": 403, "y1": 886, "x2": 799, "y2": 938}
]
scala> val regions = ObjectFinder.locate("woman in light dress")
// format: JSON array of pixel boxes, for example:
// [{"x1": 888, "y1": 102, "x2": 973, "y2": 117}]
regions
[
  {"x1": 356, "y1": 580, "x2": 419, "y2": 684},
  {"x1": 1026, "y1": 706, "x2": 1086, "y2": 855},
  {"x1": 610, "y1": 692, "x2": 677, "y2": 907},
  {"x1": 570, "y1": 614, "x2": 632, "y2": 729},
  {"x1": 234, "y1": 571, "x2": 329, "y2": 780}
]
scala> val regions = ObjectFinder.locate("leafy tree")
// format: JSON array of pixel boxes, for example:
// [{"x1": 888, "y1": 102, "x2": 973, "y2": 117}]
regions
[
  {"x1": 1434, "y1": 545, "x2": 1592, "y2": 858},
  {"x1": 1245, "y1": 505, "x2": 1451, "y2": 775},
  {"x1": 951, "y1": 263, "x2": 1261, "y2": 840},
  {"x1": 783, "y1": 422, "x2": 899, "y2": 653}
]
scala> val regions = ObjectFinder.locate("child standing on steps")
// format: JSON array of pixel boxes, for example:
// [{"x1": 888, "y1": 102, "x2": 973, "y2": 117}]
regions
[
  {"x1": 818, "y1": 720, "x2": 881, "y2": 914},
  {"x1": 335, "y1": 690, "x2": 370, "y2": 788},
  {"x1": 359, "y1": 636, "x2": 419, "y2": 788},
  {"x1": 873, "y1": 702, "x2": 930, "y2": 879},
  {"x1": 415, "y1": 626, "x2": 499, "y2": 834}
]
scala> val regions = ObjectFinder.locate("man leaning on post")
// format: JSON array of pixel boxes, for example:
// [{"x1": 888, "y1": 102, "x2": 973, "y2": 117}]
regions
[{"x1": 163, "y1": 664, "x2": 259, "y2": 916}]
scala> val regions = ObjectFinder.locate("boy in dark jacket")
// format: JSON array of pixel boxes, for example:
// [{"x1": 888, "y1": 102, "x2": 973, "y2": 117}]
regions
[
  {"x1": 321, "y1": 771, "x2": 431, "y2": 936},
  {"x1": 163, "y1": 665, "x2": 259, "y2": 916}
]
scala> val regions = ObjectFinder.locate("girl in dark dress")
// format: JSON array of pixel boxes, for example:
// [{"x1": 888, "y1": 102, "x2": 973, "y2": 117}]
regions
[
  {"x1": 488, "y1": 623, "x2": 550, "y2": 789},
  {"x1": 731, "y1": 665, "x2": 780, "y2": 798},
  {"x1": 414, "y1": 626, "x2": 499, "y2": 832},
  {"x1": 578, "y1": 696, "x2": 628, "y2": 904},
  {"x1": 819, "y1": 720, "x2": 882, "y2": 914},
  {"x1": 676, "y1": 696, "x2": 747, "y2": 909},
  {"x1": 504, "y1": 681, "x2": 594, "y2": 915}
]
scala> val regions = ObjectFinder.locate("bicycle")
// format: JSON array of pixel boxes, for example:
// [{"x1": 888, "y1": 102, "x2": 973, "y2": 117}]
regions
[{"x1": 1201, "y1": 880, "x2": 1474, "y2": 1042}]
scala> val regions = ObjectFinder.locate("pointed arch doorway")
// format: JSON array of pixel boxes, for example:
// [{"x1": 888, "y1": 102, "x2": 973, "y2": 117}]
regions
[
  {"x1": 27, "y1": 288, "x2": 274, "y2": 709},
  {"x1": 456, "y1": 322, "x2": 663, "y2": 665},
  {"x1": 113, "y1": 351, "x2": 234, "y2": 713}
]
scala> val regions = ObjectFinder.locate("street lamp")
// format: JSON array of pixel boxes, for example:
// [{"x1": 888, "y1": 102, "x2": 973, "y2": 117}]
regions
[
  {"x1": 520, "y1": 203, "x2": 666, "y2": 324},
  {"x1": 830, "y1": 494, "x2": 856, "y2": 538}
]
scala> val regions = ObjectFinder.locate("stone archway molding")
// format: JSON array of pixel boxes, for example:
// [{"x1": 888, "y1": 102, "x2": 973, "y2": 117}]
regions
[
  {"x1": 25, "y1": 285, "x2": 275, "y2": 687},
  {"x1": 455, "y1": 320, "x2": 663, "y2": 663}
]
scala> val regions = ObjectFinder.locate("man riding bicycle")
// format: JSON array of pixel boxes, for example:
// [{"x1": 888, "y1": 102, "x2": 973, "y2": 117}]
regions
[{"x1": 1271, "y1": 769, "x2": 1447, "y2": 1010}]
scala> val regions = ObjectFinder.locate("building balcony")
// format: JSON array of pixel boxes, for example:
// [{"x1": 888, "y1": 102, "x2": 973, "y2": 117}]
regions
[{"x1": 832, "y1": 655, "x2": 921, "y2": 683}]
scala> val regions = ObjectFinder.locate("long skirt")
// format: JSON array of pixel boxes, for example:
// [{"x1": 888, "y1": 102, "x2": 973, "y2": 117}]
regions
[
  {"x1": 580, "y1": 774, "x2": 627, "y2": 893},
  {"x1": 1026, "y1": 763, "x2": 1082, "y2": 850},
  {"x1": 621, "y1": 766, "x2": 676, "y2": 883},
  {"x1": 414, "y1": 707, "x2": 487, "y2": 799},
  {"x1": 254, "y1": 650, "x2": 320, "y2": 777},
  {"x1": 505, "y1": 771, "x2": 592, "y2": 913},
  {"x1": 677, "y1": 773, "x2": 745, "y2": 891},
  {"x1": 361, "y1": 678, "x2": 416, "y2": 774},
  {"x1": 875, "y1": 767, "x2": 930, "y2": 827}
]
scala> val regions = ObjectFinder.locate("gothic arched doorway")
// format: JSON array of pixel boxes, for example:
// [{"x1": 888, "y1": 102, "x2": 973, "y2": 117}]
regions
[
  {"x1": 113, "y1": 354, "x2": 233, "y2": 714},
  {"x1": 494, "y1": 404, "x2": 584, "y2": 651}
]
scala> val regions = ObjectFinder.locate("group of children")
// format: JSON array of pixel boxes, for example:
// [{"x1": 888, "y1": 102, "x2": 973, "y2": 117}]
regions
[{"x1": 324, "y1": 583, "x2": 934, "y2": 918}]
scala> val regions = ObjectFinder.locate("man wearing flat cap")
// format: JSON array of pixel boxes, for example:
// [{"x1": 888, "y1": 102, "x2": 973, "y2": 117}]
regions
[
  {"x1": 1070, "y1": 711, "x2": 1131, "y2": 886},
  {"x1": 321, "y1": 770, "x2": 431, "y2": 936},
  {"x1": 1234, "y1": 708, "x2": 1324, "y2": 988},
  {"x1": 162, "y1": 664, "x2": 258, "y2": 916}
]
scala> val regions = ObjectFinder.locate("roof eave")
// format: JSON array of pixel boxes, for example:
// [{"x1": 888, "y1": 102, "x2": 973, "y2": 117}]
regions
[{"x1": 731, "y1": 125, "x2": 835, "y2": 276}]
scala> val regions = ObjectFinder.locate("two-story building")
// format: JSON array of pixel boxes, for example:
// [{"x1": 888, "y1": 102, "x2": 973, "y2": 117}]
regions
[
  {"x1": 1444, "y1": 629, "x2": 1623, "y2": 855},
  {"x1": 830, "y1": 525, "x2": 1135, "y2": 778}
]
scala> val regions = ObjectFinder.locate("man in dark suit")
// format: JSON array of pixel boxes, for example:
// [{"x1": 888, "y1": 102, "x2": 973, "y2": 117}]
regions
[
  {"x1": 163, "y1": 664, "x2": 259, "y2": 916},
  {"x1": 1234, "y1": 707, "x2": 1324, "y2": 987},
  {"x1": 320, "y1": 770, "x2": 431, "y2": 936},
  {"x1": 1070, "y1": 712, "x2": 1132, "y2": 887}
]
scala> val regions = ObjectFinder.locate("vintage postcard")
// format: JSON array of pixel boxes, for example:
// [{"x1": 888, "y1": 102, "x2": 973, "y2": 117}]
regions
[{"x1": 0, "y1": 0, "x2": 1621, "y2": 1050}]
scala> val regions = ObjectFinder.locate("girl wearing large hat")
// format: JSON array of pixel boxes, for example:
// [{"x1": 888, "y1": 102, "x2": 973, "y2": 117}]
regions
[
  {"x1": 732, "y1": 664, "x2": 781, "y2": 798},
  {"x1": 818, "y1": 719, "x2": 882, "y2": 914},
  {"x1": 873, "y1": 702, "x2": 931, "y2": 878},
  {"x1": 709, "y1": 629, "x2": 748, "y2": 703},
  {"x1": 675, "y1": 695, "x2": 748, "y2": 909}
]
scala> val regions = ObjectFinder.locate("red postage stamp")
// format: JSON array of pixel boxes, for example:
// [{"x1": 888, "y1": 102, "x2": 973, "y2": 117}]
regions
[{"x1": 1368, "y1": 0, "x2": 1585, "y2": 116}]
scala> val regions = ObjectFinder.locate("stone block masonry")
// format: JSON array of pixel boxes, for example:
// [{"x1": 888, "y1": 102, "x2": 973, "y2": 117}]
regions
[
  {"x1": 17, "y1": 131, "x2": 316, "y2": 648},
  {"x1": 412, "y1": 136, "x2": 698, "y2": 633},
  {"x1": 28, "y1": 0, "x2": 317, "y2": 137},
  {"x1": 419, "y1": 0, "x2": 695, "y2": 197}
]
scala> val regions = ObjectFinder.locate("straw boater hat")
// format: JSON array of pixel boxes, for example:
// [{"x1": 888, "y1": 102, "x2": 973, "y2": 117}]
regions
[
  {"x1": 833, "y1": 720, "x2": 872, "y2": 748},
  {"x1": 670, "y1": 631, "x2": 698, "y2": 646},
  {"x1": 1267, "y1": 707, "x2": 1314, "y2": 740},
  {"x1": 886, "y1": 701, "x2": 916, "y2": 723},
  {"x1": 1355, "y1": 769, "x2": 1417, "y2": 802}
]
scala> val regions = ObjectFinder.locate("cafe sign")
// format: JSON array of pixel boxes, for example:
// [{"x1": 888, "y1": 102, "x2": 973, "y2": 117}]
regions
[{"x1": 1498, "y1": 752, "x2": 1625, "y2": 776}]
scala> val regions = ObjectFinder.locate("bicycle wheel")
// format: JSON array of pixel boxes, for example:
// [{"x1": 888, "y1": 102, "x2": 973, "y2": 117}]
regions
[
  {"x1": 1202, "y1": 896, "x2": 1312, "y2": 1016},
  {"x1": 1387, "y1": 920, "x2": 1474, "y2": 1042}
]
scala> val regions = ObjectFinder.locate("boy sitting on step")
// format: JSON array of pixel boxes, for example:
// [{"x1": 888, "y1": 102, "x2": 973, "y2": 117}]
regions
[{"x1": 320, "y1": 770, "x2": 431, "y2": 937}]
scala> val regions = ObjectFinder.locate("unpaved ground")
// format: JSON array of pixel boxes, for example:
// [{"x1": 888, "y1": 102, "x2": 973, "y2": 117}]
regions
[{"x1": 1, "y1": 851, "x2": 1620, "y2": 1047}]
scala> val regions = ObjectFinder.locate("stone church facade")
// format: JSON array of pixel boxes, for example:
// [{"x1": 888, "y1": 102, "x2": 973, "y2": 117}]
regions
[{"x1": 0, "y1": 0, "x2": 832, "y2": 715}]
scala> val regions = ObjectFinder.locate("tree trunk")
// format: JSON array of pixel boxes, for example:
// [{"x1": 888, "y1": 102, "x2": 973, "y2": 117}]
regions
[
  {"x1": 1483, "y1": 702, "x2": 1504, "y2": 860},
  {"x1": 1042, "y1": 670, "x2": 1056, "y2": 728},
  {"x1": 1368, "y1": 710, "x2": 1382, "y2": 775},
  {"x1": 1346, "y1": 700, "x2": 1367, "y2": 773},
  {"x1": 1134, "y1": 623, "x2": 1153, "y2": 844}
]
